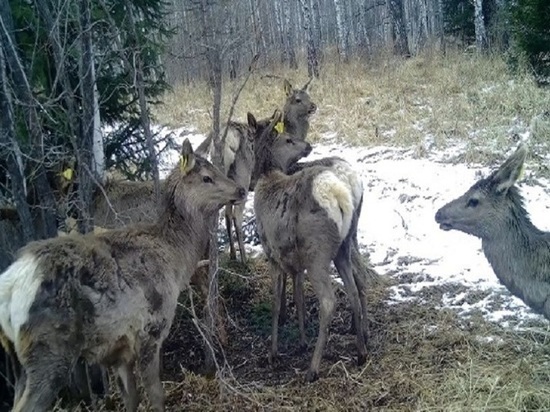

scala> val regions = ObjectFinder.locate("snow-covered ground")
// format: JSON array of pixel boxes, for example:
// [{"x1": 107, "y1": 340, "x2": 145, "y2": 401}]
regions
[{"x1": 155, "y1": 125, "x2": 550, "y2": 330}]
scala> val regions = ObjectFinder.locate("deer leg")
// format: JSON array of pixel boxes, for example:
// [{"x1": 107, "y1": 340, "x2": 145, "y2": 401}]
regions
[
  {"x1": 225, "y1": 205, "x2": 237, "y2": 261},
  {"x1": 139, "y1": 343, "x2": 165, "y2": 412},
  {"x1": 334, "y1": 240, "x2": 368, "y2": 367},
  {"x1": 305, "y1": 264, "x2": 336, "y2": 383},
  {"x1": 13, "y1": 347, "x2": 73, "y2": 412},
  {"x1": 292, "y1": 270, "x2": 307, "y2": 352},
  {"x1": 115, "y1": 361, "x2": 139, "y2": 412},
  {"x1": 269, "y1": 261, "x2": 285, "y2": 363},
  {"x1": 351, "y1": 243, "x2": 370, "y2": 342},
  {"x1": 278, "y1": 272, "x2": 288, "y2": 326},
  {"x1": 232, "y1": 202, "x2": 247, "y2": 264}
]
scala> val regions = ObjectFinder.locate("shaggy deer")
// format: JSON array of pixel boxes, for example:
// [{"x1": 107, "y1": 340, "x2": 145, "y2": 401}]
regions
[
  {"x1": 435, "y1": 143, "x2": 550, "y2": 321},
  {"x1": 0, "y1": 139, "x2": 246, "y2": 412},
  {"x1": 280, "y1": 157, "x2": 376, "y2": 331},
  {"x1": 252, "y1": 112, "x2": 369, "y2": 382},
  {"x1": 197, "y1": 79, "x2": 317, "y2": 264}
]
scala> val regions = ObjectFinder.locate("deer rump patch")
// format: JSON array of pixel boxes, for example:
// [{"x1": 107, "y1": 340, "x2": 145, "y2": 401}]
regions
[{"x1": 311, "y1": 171, "x2": 354, "y2": 240}]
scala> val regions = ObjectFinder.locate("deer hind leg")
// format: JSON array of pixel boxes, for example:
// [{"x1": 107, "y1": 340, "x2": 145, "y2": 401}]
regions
[
  {"x1": 292, "y1": 270, "x2": 307, "y2": 352},
  {"x1": 225, "y1": 205, "x2": 237, "y2": 261},
  {"x1": 269, "y1": 260, "x2": 285, "y2": 363},
  {"x1": 305, "y1": 263, "x2": 336, "y2": 383},
  {"x1": 115, "y1": 361, "x2": 139, "y2": 412},
  {"x1": 232, "y1": 202, "x2": 247, "y2": 264},
  {"x1": 278, "y1": 272, "x2": 288, "y2": 326},
  {"x1": 334, "y1": 240, "x2": 368, "y2": 367},
  {"x1": 139, "y1": 343, "x2": 165, "y2": 412},
  {"x1": 13, "y1": 346, "x2": 74, "y2": 412},
  {"x1": 351, "y1": 243, "x2": 370, "y2": 342}
]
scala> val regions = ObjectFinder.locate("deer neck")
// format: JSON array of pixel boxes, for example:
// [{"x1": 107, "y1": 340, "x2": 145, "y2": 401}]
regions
[
  {"x1": 481, "y1": 209, "x2": 550, "y2": 317},
  {"x1": 284, "y1": 118, "x2": 309, "y2": 141},
  {"x1": 154, "y1": 206, "x2": 211, "y2": 289}
]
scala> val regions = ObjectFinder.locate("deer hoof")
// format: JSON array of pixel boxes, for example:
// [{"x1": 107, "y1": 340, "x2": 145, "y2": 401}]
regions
[{"x1": 305, "y1": 369, "x2": 319, "y2": 383}]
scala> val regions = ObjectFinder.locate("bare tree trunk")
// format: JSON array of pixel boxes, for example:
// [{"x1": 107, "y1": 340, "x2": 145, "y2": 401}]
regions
[
  {"x1": 0, "y1": 46, "x2": 35, "y2": 243},
  {"x1": 310, "y1": 0, "x2": 323, "y2": 64},
  {"x1": 388, "y1": 0, "x2": 410, "y2": 56},
  {"x1": 333, "y1": 0, "x2": 349, "y2": 62},
  {"x1": 283, "y1": 0, "x2": 298, "y2": 69},
  {"x1": 474, "y1": 0, "x2": 488, "y2": 51},
  {"x1": 299, "y1": 0, "x2": 319, "y2": 77},
  {"x1": 77, "y1": 0, "x2": 96, "y2": 234}
]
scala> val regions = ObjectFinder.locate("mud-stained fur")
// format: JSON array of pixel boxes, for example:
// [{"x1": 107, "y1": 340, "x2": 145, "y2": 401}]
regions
[
  {"x1": 252, "y1": 113, "x2": 369, "y2": 383},
  {"x1": 0, "y1": 140, "x2": 245, "y2": 412},
  {"x1": 436, "y1": 143, "x2": 550, "y2": 321},
  {"x1": 282, "y1": 156, "x2": 378, "y2": 333}
]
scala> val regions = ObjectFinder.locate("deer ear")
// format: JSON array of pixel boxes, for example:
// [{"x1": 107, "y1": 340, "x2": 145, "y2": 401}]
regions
[
  {"x1": 301, "y1": 77, "x2": 313, "y2": 91},
  {"x1": 247, "y1": 112, "x2": 257, "y2": 129},
  {"x1": 179, "y1": 138, "x2": 196, "y2": 175},
  {"x1": 283, "y1": 79, "x2": 293, "y2": 97},
  {"x1": 492, "y1": 144, "x2": 527, "y2": 194},
  {"x1": 272, "y1": 109, "x2": 283, "y2": 124}
]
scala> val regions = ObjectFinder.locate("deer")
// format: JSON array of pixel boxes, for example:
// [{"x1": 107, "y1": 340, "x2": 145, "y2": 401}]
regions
[
  {"x1": 196, "y1": 79, "x2": 317, "y2": 264},
  {"x1": 435, "y1": 143, "x2": 550, "y2": 322},
  {"x1": 251, "y1": 111, "x2": 369, "y2": 382},
  {"x1": 0, "y1": 165, "x2": 232, "y2": 377},
  {"x1": 0, "y1": 139, "x2": 246, "y2": 412}
]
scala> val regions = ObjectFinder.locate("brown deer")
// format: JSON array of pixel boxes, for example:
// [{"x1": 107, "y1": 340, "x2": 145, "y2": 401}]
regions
[
  {"x1": 197, "y1": 79, "x2": 317, "y2": 264},
  {"x1": 435, "y1": 143, "x2": 550, "y2": 322},
  {"x1": 281, "y1": 157, "x2": 376, "y2": 334},
  {"x1": 0, "y1": 139, "x2": 246, "y2": 412},
  {"x1": 252, "y1": 112, "x2": 369, "y2": 382}
]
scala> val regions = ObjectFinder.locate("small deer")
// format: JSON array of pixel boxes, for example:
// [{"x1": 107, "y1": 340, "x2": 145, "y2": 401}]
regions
[
  {"x1": 281, "y1": 157, "x2": 376, "y2": 333},
  {"x1": 435, "y1": 143, "x2": 550, "y2": 321},
  {"x1": 0, "y1": 139, "x2": 246, "y2": 412},
  {"x1": 196, "y1": 79, "x2": 317, "y2": 264},
  {"x1": 252, "y1": 112, "x2": 369, "y2": 382}
]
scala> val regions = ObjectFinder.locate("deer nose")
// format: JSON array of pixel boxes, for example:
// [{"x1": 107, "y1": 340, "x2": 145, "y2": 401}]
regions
[
  {"x1": 309, "y1": 103, "x2": 317, "y2": 114},
  {"x1": 435, "y1": 209, "x2": 444, "y2": 223},
  {"x1": 305, "y1": 143, "x2": 313, "y2": 155},
  {"x1": 238, "y1": 187, "x2": 247, "y2": 199}
]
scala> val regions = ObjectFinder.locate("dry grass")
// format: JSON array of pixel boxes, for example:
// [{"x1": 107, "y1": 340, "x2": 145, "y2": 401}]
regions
[
  {"x1": 46, "y1": 257, "x2": 550, "y2": 412},
  {"x1": 154, "y1": 50, "x2": 549, "y2": 164}
]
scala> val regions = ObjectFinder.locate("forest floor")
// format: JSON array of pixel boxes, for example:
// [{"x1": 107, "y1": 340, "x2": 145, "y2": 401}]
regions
[{"x1": 33, "y1": 51, "x2": 550, "y2": 411}]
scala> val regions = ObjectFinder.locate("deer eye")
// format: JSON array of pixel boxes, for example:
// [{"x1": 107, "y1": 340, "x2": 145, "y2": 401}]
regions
[
  {"x1": 295, "y1": 98, "x2": 302, "y2": 103},
  {"x1": 466, "y1": 198, "x2": 479, "y2": 208},
  {"x1": 286, "y1": 138, "x2": 294, "y2": 144},
  {"x1": 203, "y1": 176, "x2": 213, "y2": 184}
]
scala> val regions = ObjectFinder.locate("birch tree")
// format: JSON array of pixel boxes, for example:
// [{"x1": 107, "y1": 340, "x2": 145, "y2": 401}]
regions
[
  {"x1": 474, "y1": 0, "x2": 488, "y2": 51},
  {"x1": 299, "y1": 0, "x2": 320, "y2": 77}
]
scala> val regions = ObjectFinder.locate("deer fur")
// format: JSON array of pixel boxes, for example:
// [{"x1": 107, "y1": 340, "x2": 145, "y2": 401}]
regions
[
  {"x1": 196, "y1": 79, "x2": 317, "y2": 264},
  {"x1": 435, "y1": 143, "x2": 550, "y2": 321},
  {"x1": 252, "y1": 112, "x2": 369, "y2": 382},
  {"x1": 280, "y1": 157, "x2": 377, "y2": 333},
  {"x1": 0, "y1": 139, "x2": 246, "y2": 412}
]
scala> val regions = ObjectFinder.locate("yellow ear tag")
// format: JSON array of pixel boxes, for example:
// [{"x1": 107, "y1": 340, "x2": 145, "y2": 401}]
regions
[
  {"x1": 62, "y1": 168, "x2": 74, "y2": 181},
  {"x1": 179, "y1": 155, "x2": 187, "y2": 174},
  {"x1": 274, "y1": 122, "x2": 284, "y2": 134}
]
